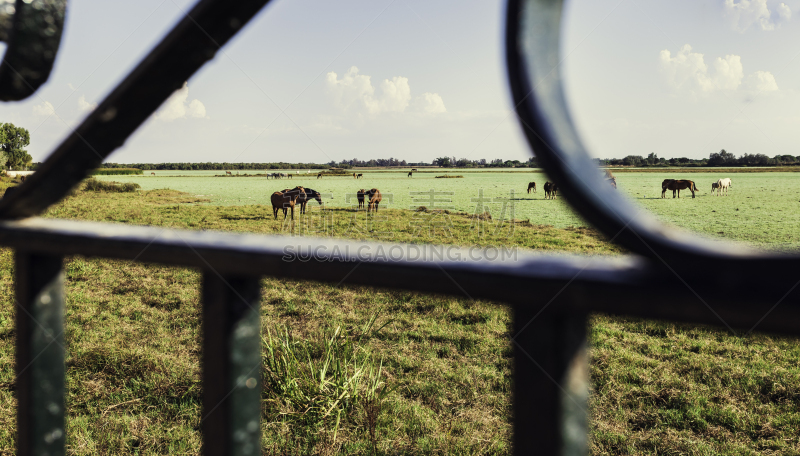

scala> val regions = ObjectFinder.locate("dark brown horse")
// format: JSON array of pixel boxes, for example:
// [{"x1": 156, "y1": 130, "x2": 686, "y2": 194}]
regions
[
  {"x1": 271, "y1": 186, "x2": 304, "y2": 220},
  {"x1": 527, "y1": 182, "x2": 536, "y2": 193},
  {"x1": 544, "y1": 181, "x2": 558, "y2": 199},
  {"x1": 357, "y1": 189, "x2": 365, "y2": 209},
  {"x1": 357, "y1": 173, "x2": 363, "y2": 179},
  {"x1": 367, "y1": 188, "x2": 382, "y2": 212},
  {"x1": 297, "y1": 187, "x2": 322, "y2": 214},
  {"x1": 408, "y1": 172, "x2": 413, "y2": 177},
  {"x1": 661, "y1": 179, "x2": 698, "y2": 198}
]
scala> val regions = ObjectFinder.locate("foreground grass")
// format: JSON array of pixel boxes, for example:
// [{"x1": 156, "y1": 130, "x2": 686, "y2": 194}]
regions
[{"x1": 0, "y1": 186, "x2": 795, "y2": 454}]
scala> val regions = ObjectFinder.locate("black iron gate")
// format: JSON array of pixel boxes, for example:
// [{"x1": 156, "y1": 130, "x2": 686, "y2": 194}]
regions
[{"x1": 1, "y1": 0, "x2": 799, "y2": 454}]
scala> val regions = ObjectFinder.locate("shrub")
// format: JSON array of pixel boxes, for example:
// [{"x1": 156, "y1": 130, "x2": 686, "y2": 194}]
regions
[
  {"x1": 435, "y1": 175, "x2": 464, "y2": 178},
  {"x1": 84, "y1": 178, "x2": 141, "y2": 193},
  {"x1": 92, "y1": 168, "x2": 143, "y2": 175}
]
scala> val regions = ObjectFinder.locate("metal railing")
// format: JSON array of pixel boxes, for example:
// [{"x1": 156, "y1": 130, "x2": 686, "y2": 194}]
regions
[{"x1": 1, "y1": 0, "x2": 799, "y2": 454}]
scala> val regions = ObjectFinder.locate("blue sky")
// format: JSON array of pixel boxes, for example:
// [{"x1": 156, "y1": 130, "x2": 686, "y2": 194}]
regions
[{"x1": 1, "y1": 0, "x2": 798, "y2": 164}]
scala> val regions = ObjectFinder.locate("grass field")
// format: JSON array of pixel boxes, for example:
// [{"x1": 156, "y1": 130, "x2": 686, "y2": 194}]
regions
[
  {"x1": 0, "y1": 174, "x2": 798, "y2": 454},
  {"x1": 95, "y1": 170, "x2": 800, "y2": 249}
]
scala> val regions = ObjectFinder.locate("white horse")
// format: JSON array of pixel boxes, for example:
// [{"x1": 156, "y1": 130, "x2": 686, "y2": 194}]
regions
[{"x1": 714, "y1": 178, "x2": 732, "y2": 196}]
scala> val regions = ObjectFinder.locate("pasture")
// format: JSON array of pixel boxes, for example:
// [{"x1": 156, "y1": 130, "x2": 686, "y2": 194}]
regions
[
  {"x1": 0, "y1": 171, "x2": 798, "y2": 454},
  {"x1": 94, "y1": 170, "x2": 800, "y2": 250}
]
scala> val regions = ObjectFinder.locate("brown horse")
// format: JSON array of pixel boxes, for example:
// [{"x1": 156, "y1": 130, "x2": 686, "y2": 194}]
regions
[
  {"x1": 367, "y1": 188, "x2": 382, "y2": 212},
  {"x1": 357, "y1": 189, "x2": 366, "y2": 209},
  {"x1": 408, "y1": 172, "x2": 413, "y2": 177},
  {"x1": 297, "y1": 187, "x2": 322, "y2": 214},
  {"x1": 317, "y1": 173, "x2": 322, "y2": 179},
  {"x1": 661, "y1": 179, "x2": 698, "y2": 198},
  {"x1": 151, "y1": 172, "x2": 155, "y2": 176},
  {"x1": 544, "y1": 181, "x2": 558, "y2": 199},
  {"x1": 527, "y1": 182, "x2": 536, "y2": 193},
  {"x1": 225, "y1": 171, "x2": 231, "y2": 175},
  {"x1": 271, "y1": 186, "x2": 304, "y2": 220}
]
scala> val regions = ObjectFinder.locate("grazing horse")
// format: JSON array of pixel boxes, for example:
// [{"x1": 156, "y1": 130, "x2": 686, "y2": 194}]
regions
[
  {"x1": 661, "y1": 179, "x2": 698, "y2": 198},
  {"x1": 411, "y1": 168, "x2": 418, "y2": 172},
  {"x1": 544, "y1": 181, "x2": 558, "y2": 199},
  {"x1": 286, "y1": 174, "x2": 292, "y2": 179},
  {"x1": 225, "y1": 171, "x2": 231, "y2": 175},
  {"x1": 353, "y1": 173, "x2": 357, "y2": 179},
  {"x1": 317, "y1": 173, "x2": 322, "y2": 179},
  {"x1": 357, "y1": 189, "x2": 366, "y2": 209},
  {"x1": 271, "y1": 186, "x2": 304, "y2": 220},
  {"x1": 408, "y1": 172, "x2": 413, "y2": 177},
  {"x1": 296, "y1": 187, "x2": 322, "y2": 214},
  {"x1": 356, "y1": 173, "x2": 363, "y2": 179},
  {"x1": 714, "y1": 178, "x2": 731, "y2": 196},
  {"x1": 367, "y1": 188, "x2": 382, "y2": 212},
  {"x1": 527, "y1": 182, "x2": 536, "y2": 193},
  {"x1": 151, "y1": 172, "x2": 155, "y2": 176}
]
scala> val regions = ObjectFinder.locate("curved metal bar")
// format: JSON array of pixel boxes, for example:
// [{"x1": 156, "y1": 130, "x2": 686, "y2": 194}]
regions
[
  {"x1": 0, "y1": 0, "x2": 67, "y2": 101},
  {"x1": 505, "y1": 0, "x2": 800, "y2": 278},
  {"x1": 0, "y1": 0, "x2": 273, "y2": 218}
]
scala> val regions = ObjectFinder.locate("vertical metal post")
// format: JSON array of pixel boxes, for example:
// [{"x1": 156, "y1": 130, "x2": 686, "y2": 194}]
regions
[
  {"x1": 15, "y1": 252, "x2": 66, "y2": 456},
  {"x1": 201, "y1": 272, "x2": 261, "y2": 455},
  {"x1": 512, "y1": 306, "x2": 588, "y2": 456}
]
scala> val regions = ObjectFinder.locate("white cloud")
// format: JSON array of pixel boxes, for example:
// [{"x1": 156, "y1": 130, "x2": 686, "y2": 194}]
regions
[
  {"x1": 325, "y1": 66, "x2": 445, "y2": 116},
  {"x1": 155, "y1": 82, "x2": 207, "y2": 121},
  {"x1": 78, "y1": 95, "x2": 97, "y2": 112},
  {"x1": 414, "y1": 92, "x2": 447, "y2": 114},
  {"x1": 778, "y1": 2, "x2": 792, "y2": 20},
  {"x1": 659, "y1": 44, "x2": 777, "y2": 94},
  {"x1": 746, "y1": 70, "x2": 779, "y2": 92},
  {"x1": 32, "y1": 101, "x2": 55, "y2": 116},
  {"x1": 724, "y1": 0, "x2": 791, "y2": 32}
]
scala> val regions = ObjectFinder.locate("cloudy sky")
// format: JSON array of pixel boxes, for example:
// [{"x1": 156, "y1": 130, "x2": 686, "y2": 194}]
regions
[
  {"x1": 0, "y1": 0, "x2": 798, "y2": 164},
  {"x1": 563, "y1": 0, "x2": 800, "y2": 160}
]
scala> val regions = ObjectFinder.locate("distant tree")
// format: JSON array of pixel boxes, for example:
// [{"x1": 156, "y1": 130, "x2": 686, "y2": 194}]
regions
[
  {"x1": 434, "y1": 157, "x2": 451, "y2": 167},
  {"x1": 622, "y1": 155, "x2": 643, "y2": 167},
  {"x1": 646, "y1": 152, "x2": 658, "y2": 165},
  {"x1": 708, "y1": 149, "x2": 736, "y2": 166},
  {"x1": 1, "y1": 123, "x2": 31, "y2": 170}
]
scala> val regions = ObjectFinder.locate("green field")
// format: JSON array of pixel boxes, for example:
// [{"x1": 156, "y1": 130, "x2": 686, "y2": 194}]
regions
[
  {"x1": 0, "y1": 171, "x2": 798, "y2": 454},
  {"x1": 95, "y1": 170, "x2": 800, "y2": 250}
]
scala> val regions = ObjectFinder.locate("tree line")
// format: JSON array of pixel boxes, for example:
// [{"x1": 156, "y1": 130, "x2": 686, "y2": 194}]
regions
[{"x1": 597, "y1": 150, "x2": 800, "y2": 167}]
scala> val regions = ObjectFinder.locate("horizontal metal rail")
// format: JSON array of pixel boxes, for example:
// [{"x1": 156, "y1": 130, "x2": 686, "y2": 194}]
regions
[{"x1": 2, "y1": 217, "x2": 799, "y2": 335}]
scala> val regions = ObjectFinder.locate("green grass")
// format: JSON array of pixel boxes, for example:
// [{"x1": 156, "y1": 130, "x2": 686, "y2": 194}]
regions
[
  {"x1": 92, "y1": 168, "x2": 144, "y2": 175},
  {"x1": 0, "y1": 183, "x2": 796, "y2": 454}
]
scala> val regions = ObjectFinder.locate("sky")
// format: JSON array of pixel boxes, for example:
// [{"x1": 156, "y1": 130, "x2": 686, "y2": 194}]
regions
[
  {"x1": 0, "y1": 0, "x2": 798, "y2": 164},
  {"x1": 562, "y1": 0, "x2": 800, "y2": 160}
]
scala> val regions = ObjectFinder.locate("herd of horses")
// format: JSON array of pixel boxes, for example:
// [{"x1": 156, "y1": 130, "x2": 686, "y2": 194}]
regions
[
  {"x1": 526, "y1": 181, "x2": 559, "y2": 199},
  {"x1": 660, "y1": 178, "x2": 731, "y2": 198},
  {"x1": 256, "y1": 171, "x2": 735, "y2": 221},
  {"x1": 270, "y1": 186, "x2": 382, "y2": 220}
]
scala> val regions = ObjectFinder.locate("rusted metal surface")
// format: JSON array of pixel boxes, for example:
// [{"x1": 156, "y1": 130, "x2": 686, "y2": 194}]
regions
[{"x1": 15, "y1": 252, "x2": 65, "y2": 456}]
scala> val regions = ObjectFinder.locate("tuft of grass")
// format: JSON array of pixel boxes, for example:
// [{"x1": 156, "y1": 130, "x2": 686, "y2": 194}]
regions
[
  {"x1": 84, "y1": 178, "x2": 141, "y2": 193},
  {"x1": 262, "y1": 323, "x2": 392, "y2": 451}
]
